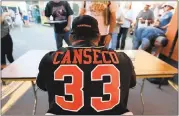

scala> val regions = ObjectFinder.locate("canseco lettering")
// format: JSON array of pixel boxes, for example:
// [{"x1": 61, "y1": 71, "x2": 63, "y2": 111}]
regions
[{"x1": 53, "y1": 49, "x2": 119, "y2": 65}]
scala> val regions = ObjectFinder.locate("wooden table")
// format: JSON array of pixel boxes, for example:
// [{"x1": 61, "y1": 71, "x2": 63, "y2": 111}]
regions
[
  {"x1": 1, "y1": 50, "x2": 178, "y2": 115},
  {"x1": 116, "y1": 50, "x2": 177, "y2": 78}
]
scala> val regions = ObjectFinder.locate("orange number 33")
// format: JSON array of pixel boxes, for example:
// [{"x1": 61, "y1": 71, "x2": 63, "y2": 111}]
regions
[{"x1": 54, "y1": 64, "x2": 120, "y2": 112}]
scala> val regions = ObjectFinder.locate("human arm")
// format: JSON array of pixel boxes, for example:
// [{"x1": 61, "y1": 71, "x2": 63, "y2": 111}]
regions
[
  {"x1": 79, "y1": 1, "x2": 86, "y2": 15},
  {"x1": 64, "y1": 2, "x2": 74, "y2": 32},
  {"x1": 45, "y1": 2, "x2": 52, "y2": 21},
  {"x1": 103, "y1": 2, "x2": 117, "y2": 46},
  {"x1": 108, "y1": 2, "x2": 117, "y2": 34},
  {"x1": 0, "y1": 12, "x2": 10, "y2": 23}
]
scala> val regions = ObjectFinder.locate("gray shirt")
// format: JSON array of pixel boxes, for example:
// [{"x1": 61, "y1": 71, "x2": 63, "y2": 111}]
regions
[
  {"x1": 136, "y1": 9, "x2": 154, "y2": 21},
  {"x1": 1, "y1": 20, "x2": 9, "y2": 38}
]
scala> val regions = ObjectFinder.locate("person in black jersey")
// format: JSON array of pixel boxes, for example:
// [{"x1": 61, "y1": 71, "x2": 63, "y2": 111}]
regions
[
  {"x1": 37, "y1": 15, "x2": 136, "y2": 115},
  {"x1": 45, "y1": 1, "x2": 73, "y2": 49}
]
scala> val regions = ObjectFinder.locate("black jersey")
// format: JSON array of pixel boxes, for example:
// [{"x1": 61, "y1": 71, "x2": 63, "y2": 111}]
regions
[{"x1": 37, "y1": 41, "x2": 136, "y2": 115}]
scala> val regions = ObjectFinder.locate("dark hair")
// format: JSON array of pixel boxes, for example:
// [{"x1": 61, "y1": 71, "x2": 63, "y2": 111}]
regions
[{"x1": 161, "y1": 38, "x2": 168, "y2": 47}]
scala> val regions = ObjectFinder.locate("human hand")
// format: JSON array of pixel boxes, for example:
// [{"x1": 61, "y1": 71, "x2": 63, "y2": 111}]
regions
[
  {"x1": 140, "y1": 19, "x2": 145, "y2": 23},
  {"x1": 64, "y1": 26, "x2": 70, "y2": 32},
  {"x1": 138, "y1": 18, "x2": 145, "y2": 23},
  {"x1": 104, "y1": 34, "x2": 112, "y2": 46}
]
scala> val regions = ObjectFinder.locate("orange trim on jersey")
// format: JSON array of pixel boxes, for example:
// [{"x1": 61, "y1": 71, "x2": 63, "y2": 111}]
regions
[
  {"x1": 53, "y1": 51, "x2": 64, "y2": 65},
  {"x1": 93, "y1": 49, "x2": 102, "y2": 64},
  {"x1": 72, "y1": 49, "x2": 83, "y2": 64},
  {"x1": 61, "y1": 50, "x2": 71, "y2": 64},
  {"x1": 102, "y1": 51, "x2": 111, "y2": 64},
  {"x1": 83, "y1": 49, "x2": 92, "y2": 64},
  {"x1": 109, "y1": 52, "x2": 119, "y2": 64}
]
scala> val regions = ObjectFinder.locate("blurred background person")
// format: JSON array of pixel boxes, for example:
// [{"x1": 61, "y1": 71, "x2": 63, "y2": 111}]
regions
[
  {"x1": 116, "y1": 2, "x2": 133, "y2": 50},
  {"x1": 135, "y1": 2, "x2": 154, "y2": 29},
  {"x1": 80, "y1": 1, "x2": 117, "y2": 47},
  {"x1": 45, "y1": 0, "x2": 73, "y2": 49},
  {"x1": 1, "y1": 8, "x2": 14, "y2": 69},
  {"x1": 32, "y1": 5, "x2": 41, "y2": 24},
  {"x1": 133, "y1": 26, "x2": 167, "y2": 52},
  {"x1": 133, "y1": 2, "x2": 175, "y2": 52},
  {"x1": 108, "y1": 3, "x2": 123, "y2": 50},
  {"x1": 23, "y1": 11, "x2": 29, "y2": 26},
  {"x1": 153, "y1": 2, "x2": 174, "y2": 33},
  {"x1": 14, "y1": 11, "x2": 24, "y2": 32}
]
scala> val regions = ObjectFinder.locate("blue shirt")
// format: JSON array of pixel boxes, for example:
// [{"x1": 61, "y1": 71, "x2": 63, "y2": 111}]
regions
[
  {"x1": 159, "y1": 11, "x2": 173, "y2": 32},
  {"x1": 135, "y1": 27, "x2": 165, "y2": 41}
]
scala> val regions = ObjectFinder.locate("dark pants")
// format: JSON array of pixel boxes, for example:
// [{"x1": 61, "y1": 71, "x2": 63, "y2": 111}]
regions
[
  {"x1": 54, "y1": 31, "x2": 71, "y2": 49},
  {"x1": 116, "y1": 27, "x2": 128, "y2": 50},
  {"x1": 1, "y1": 34, "x2": 14, "y2": 65}
]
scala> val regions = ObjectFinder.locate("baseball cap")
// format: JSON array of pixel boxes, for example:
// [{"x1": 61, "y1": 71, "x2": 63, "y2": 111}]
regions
[{"x1": 71, "y1": 15, "x2": 99, "y2": 36}]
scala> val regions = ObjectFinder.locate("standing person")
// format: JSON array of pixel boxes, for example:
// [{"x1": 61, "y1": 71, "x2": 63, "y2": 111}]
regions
[
  {"x1": 80, "y1": 1, "x2": 117, "y2": 47},
  {"x1": 108, "y1": 3, "x2": 123, "y2": 50},
  {"x1": 32, "y1": 5, "x2": 41, "y2": 24},
  {"x1": 37, "y1": 15, "x2": 136, "y2": 115},
  {"x1": 116, "y1": 3, "x2": 133, "y2": 50},
  {"x1": 23, "y1": 11, "x2": 29, "y2": 26},
  {"x1": 135, "y1": 3, "x2": 154, "y2": 29},
  {"x1": 154, "y1": 2, "x2": 174, "y2": 33},
  {"x1": 1, "y1": 9, "x2": 14, "y2": 69},
  {"x1": 45, "y1": 0, "x2": 73, "y2": 49}
]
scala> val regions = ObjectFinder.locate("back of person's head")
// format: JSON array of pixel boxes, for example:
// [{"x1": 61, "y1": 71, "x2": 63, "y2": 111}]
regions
[
  {"x1": 155, "y1": 36, "x2": 168, "y2": 47},
  {"x1": 161, "y1": 38, "x2": 168, "y2": 47},
  {"x1": 71, "y1": 15, "x2": 100, "y2": 42},
  {"x1": 143, "y1": 2, "x2": 151, "y2": 10}
]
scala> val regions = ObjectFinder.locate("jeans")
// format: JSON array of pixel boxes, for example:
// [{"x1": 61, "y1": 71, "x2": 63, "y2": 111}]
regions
[
  {"x1": 108, "y1": 33, "x2": 118, "y2": 50},
  {"x1": 133, "y1": 37, "x2": 150, "y2": 50},
  {"x1": 54, "y1": 31, "x2": 71, "y2": 49},
  {"x1": 116, "y1": 27, "x2": 129, "y2": 50}
]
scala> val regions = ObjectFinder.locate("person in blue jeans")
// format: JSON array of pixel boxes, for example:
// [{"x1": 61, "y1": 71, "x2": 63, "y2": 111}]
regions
[
  {"x1": 133, "y1": 26, "x2": 168, "y2": 52},
  {"x1": 133, "y1": 2, "x2": 174, "y2": 51},
  {"x1": 45, "y1": 1, "x2": 73, "y2": 49}
]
